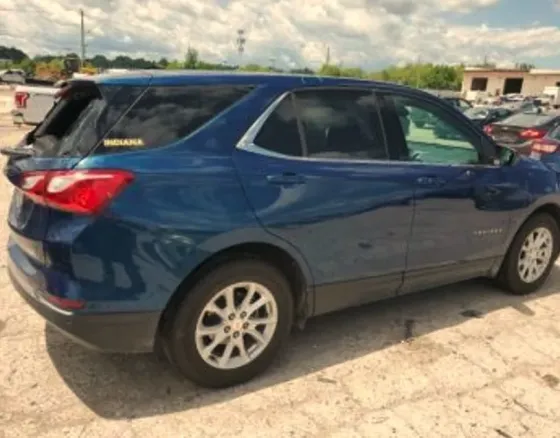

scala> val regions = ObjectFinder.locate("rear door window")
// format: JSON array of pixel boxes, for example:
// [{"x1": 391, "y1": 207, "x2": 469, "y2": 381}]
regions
[
  {"x1": 99, "y1": 85, "x2": 254, "y2": 152},
  {"x1": 253, "y1": 96, "x2": 303, "y2": 157},
  {"x1": 293, "y1": 89, "x2": 387, "y2": 160}
]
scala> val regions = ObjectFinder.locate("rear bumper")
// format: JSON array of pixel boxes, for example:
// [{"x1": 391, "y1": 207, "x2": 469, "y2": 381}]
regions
[{"x1": 7, "y1": 244, "x2": 160, "y2": 353}]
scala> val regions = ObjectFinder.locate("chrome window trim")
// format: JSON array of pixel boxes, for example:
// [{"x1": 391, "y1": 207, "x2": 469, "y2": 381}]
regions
[
  {"x1": 236, "y1": 91, "x2": 291, "y2": 151},
  {"x1": 235, "y1": 89, "x2": 502, "y2": 169}
]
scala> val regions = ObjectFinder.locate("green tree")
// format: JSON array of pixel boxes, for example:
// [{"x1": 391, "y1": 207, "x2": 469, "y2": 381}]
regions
[
  {"x1": 239, "y1": 63, "x2": 274, "y2": 72},
  {"x1": 318, "y1": 63, "x2": 343, "y2": 77},
  {"x1": 14, "y1": 58, "x2": 36, "y2": 75},
  {"x1": 165, "y1": 60, "x2": 182, "y2": 70},
  {"x1": 184, "y1": 47, "x2": 199, "y2": 69},
  {"x1": 0, "y1": 46, "x2": 28, "y2": 63},
  {"x1": 515, "y1": 62, "x2": 535, "y2": 72},
  {"x1": 90, "y1": 54, "x2": 110, "y2": 69}
]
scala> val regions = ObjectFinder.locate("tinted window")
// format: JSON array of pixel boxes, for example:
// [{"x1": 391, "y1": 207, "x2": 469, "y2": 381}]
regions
[
  {"x1": 390, "y1": 95, "x2": 479, "y2": 165},
  {"x1": 32, "y1": 85, "x2": 143, "y2": 157},
  {"x1": 500, "y1": 113, "x2": 556, "y2": 127},
  {"x1": 465, "y1": 107, "x2": 489, "y2": 118},
  {"x1": 294, "y1": 89, "x2": 386, "y2": 160},
  {"x1": 102, "y1": 85, "x2": 253, "y2": 152},
  {"x1": 549, "y1": 125, "x2": 560, "y2": 141},
  {"x1": 253, "y1": 96, "x2": 302, "y2": 156},
  {"x1": 457, "y1": 99, "x2": 472, "y2": 110}
]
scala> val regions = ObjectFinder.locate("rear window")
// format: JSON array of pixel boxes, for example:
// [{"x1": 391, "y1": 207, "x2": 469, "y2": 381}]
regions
[
  {"x1": 32, "y1": 84, "x2": 144, "y2": 157},
  {"x1": 31, "y1": 84, "x2": 253, "y2": 157},
  {"x1": 99, "y1": 85, "x2": 254, "y2": 153},
  {"x1": 499, "y1": 113, "x2": 556, "y2": 127},
  {"x1": 464, "y1": 107, "x2": 489, "y2": 118}
]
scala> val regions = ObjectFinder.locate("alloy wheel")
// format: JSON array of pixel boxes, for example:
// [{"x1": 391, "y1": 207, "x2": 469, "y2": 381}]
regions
[{"x1": 194, "y1": 282, "x2": 278, "y2": 370}]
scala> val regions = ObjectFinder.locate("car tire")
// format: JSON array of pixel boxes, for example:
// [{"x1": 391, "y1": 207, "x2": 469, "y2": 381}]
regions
[
  {"x1": 162, "y1": 259, "x2": 293, "y2": 388},
  {"x1": 496, "y1": 213, "x2": 560, "y2": 295}
]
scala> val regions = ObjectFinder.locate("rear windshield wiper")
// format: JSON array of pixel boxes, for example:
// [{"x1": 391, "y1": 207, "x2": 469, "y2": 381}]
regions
[{"x1": 0, "y1": 147, "x2": 35, "y2": 159}]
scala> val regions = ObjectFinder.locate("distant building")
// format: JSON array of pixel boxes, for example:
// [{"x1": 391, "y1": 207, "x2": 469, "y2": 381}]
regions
[{"x1": 462, "y1": 67, "x2": 560, "y2": 96}]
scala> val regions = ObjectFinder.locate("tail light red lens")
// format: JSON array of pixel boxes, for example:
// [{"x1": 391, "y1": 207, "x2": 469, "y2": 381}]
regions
[
  {"x1": 17, "y1": 169, "x2": 134, "y2": 215},
  {"x1": 14, "y1": 91, "x2": 29, "y2": 109},
  {"x1": 520, "y1": 128, "x2": 547, "y2": 140},
  {"x1": 483, "y1": 124, "x2": 493, "y2": 135},
  {"x1": 531, "y1": 140, "x2": 560, "y2": 154}
]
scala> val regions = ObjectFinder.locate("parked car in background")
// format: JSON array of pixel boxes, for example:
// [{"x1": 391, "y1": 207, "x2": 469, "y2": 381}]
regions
[
  {"x1": 11, "y1": 84, "x2": 59, "y2": 126},
  {"x1": 542, "y1": 86, "x2": 560, "y2": 109},
  {"x1": 4, "y1": 71, "x2": 560, "y2": 389},
  {"x1": 410, "y1": 96, "x2": 472, "y2": 128},
  {"x1": 485, "y1": 112, "x2": 560, "y2": 154},
  {"x1": 434, "y1": 106, "x2": 514, "y2": 139},
  {"x1": 501, "y1": 100, "x2": 542, "y2": 113},
  {"x1": 0, "y1": 69, "x2": 26, "y2": 85},
  {"x1": 10, "y1": 71, "x2": 129, "y2": 127}
]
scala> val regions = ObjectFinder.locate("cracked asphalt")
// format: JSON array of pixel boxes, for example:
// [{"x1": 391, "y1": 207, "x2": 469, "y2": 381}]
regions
[{"x1": 0, "y1": 113, "x2": 559, "y2": 437}]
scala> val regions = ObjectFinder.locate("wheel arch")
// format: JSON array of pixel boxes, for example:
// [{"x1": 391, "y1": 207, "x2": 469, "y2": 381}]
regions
[
  {"x1": 493, "y1": 202, "x2": 560, "y2": 277},
  {"x1": 529, "y1": 203, "x2": 560, "y2": 228},
  {"x1": 157, "y1": 239, "x2": 314, "y2": 339}
]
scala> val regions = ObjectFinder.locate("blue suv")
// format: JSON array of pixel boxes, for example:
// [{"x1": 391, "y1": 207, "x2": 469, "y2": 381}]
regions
[{"x1": 4, "y1": 71, "x2": 560, "y2": 388}]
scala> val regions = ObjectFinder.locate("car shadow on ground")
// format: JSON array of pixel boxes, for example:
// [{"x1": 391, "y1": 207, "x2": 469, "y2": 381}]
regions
[{"x1": 45, "y1": 267, "x2": 560, "y2": 420}]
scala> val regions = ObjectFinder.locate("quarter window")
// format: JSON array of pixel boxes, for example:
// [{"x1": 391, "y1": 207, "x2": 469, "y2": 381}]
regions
[
  {"x1": 391, "y1": 95, "x2": 480, "y2": 165},
  {"x1": 102, "y1": 85, "x2": 253, "y2": 151}
]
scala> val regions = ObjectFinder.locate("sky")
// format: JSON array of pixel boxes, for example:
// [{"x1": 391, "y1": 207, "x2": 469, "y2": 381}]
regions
[{"x1": 1, "y1": 0, "x2": 560, "y2": 70}]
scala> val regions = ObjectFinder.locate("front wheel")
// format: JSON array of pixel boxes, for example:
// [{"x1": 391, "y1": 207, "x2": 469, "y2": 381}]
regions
[
  {"x1": 497, "y1": 214, "x2": 559, "y2": 295},
  {"x1": 162, "y1": 259, "x2": 293, "y2": 388}
]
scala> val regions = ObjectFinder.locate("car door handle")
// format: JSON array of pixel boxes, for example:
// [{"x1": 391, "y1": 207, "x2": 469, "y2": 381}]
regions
[
  {"x1": 416, "y1": 176, "x2": 446, "y2": 186},
  {"x1": 266, "y1": 173, "x2": 306, "y2": 186}
]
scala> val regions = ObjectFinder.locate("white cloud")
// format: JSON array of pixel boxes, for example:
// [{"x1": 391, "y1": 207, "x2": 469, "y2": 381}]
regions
[{"x1": 0, "y1": 0, "x2": 558, "y2": 69}]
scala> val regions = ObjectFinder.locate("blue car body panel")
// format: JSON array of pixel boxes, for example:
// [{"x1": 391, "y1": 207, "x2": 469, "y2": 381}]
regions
[
  {"x1": 233, "y1": 149, "x2": 415, "y2": 312},
  {"x1": 5, "y1": 70, "x2": 560, "y2": 353}
]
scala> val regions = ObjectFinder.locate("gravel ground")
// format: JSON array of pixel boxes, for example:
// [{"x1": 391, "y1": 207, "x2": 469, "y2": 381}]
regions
[{"x1": 0, "y1": 117, "x2": 559, "y2": 438}]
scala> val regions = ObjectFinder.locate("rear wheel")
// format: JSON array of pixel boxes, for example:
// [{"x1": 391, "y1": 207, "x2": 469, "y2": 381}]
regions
[
  {"x1": 163, "y1": 259, "x2": 293, "y2": 388},
  {"x1": 497, "y1": 214, "x2": 559, "y2": 295}
]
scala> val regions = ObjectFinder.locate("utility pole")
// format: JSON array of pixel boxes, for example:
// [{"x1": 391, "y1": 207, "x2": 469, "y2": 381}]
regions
[
  {"x1": 80, "y1": 9, "x2": 86, "y2": 67},
  {"x1": 325, "y1": 45, "x2": 330, "y2": 66},
  {"x1": 236, "y1": 29, "x2": 246, "y2": 66},
  {"x1": 416, "y1": 56, "x2": 421, "y2": 88}
]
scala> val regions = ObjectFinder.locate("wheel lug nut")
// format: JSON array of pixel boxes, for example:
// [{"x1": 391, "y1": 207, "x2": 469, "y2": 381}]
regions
[
  {"x1": 240, "y1": 312, "x2": 247, "y2": 318},
  {"x1": 228, "y1": 314, "x2": 235, "y2": 320},
  {"x1": 224, "y1": 326, "x2": 231, "y2": 333},
  {"x1": 233, "y1": 332, "x2": 240, "y2": 338},
  {"x1": 243, "y1": 322, "x2": 249, "y2": 329}
]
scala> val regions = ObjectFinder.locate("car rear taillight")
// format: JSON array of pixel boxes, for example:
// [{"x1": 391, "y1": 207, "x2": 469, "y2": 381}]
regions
[
  {"x1": 17, "y1": 169, "x2": 134, "y2": 215},
  {"x1": 520, "y1": 128, "x2": 547, "y2": 140},
  {"x1": 531, "y1": 139, "x2": 560, "y2": 154},
  {"x1": 483, "y1": 124, "x2": 493, "y2": 135},
  {"x1": 14, "y1": 91, "x2": 29, "y2": 109}
]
